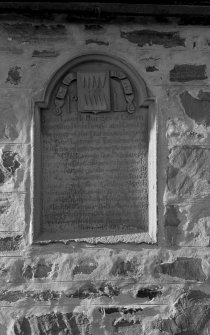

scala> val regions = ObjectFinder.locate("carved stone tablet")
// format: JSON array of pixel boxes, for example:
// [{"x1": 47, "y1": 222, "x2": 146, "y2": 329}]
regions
[
  {"x1": 77, "y1": 72, "x2": 111, "y2": 113},
  {"x1": 33, "y1": 54, "x2": 156, "y2": 243}
]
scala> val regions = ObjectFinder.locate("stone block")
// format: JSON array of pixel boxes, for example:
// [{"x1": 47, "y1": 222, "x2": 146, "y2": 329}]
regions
[
  {"x1": 0, "y1": 89, "x2": 30, "y2": 143},
  {"x1": 170, "y1": 64, "x2": 207, "y2": 82},
  {"x1": 180, "y1": 90, "x2": 210, "y2": 126},
  {"x1": 0, "y1": 193, "x2": 25, "y2": 231},
  {"x1": 166, "y1": 146, "x2": 210, "y2": 201},
  {"x1": 155, "y1": 257, "x2": 206, "y2": 281},
  {"x1": 0, "y1": 144, "x2": 30, "y2": 192},
  {"x1": 121, "y1": 30, "x2": 185, "y2": 48},
  {"x1": 0, "y1": 235, "x2": 22, "y2": 252}
]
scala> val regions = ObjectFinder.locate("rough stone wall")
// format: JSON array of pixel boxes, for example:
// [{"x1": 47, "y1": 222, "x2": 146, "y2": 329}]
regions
[{"x1": 0, "y1": 14, "x2": 210, "y2": 335}]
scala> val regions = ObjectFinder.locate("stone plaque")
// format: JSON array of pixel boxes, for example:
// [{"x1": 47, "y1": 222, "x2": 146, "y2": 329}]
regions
[{"x1": 38, "y1": 57, "x2": 152, "y2": 240}]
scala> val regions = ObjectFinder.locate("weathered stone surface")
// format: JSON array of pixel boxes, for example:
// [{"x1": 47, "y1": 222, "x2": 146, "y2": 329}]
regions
[
  {"x1": 72, "y1": 258, "x2": 98, "y2": 275},
  {"x1": 22, "y1": 265, "x2": 33, "y2": 279},
  {"x1": 67, "y1": 281, "x2": 120, "y2": 299},
  {"x1": 34, "y1": 263, "x2": 53, "y2": 279},
  {"x1": 0, "y1": 109, "x2": 18, "y2": 142},
  {"x1": 0, "y1": 235, "x2": 22, "y2": 251},
  {"x1": 170, "y1": 64, "x2": 207, "y2": 82},
  {"x1": 31, "y1": 290, "x2": 60, "y2": 302},
  {"x1": 3, "y1": 287, "x2": 209, "y2": 335},
  {"x1": 0, "y1": 289, "x2": 60, "y2": 302},
  {"x1": 165, "y1": 206, "x2": 180, "y2": 228},
  {"x1": 1, "y1": 23, "x2": 67, "y2": 41},
  {"x1": 0, "y1": 284, "x2": 120, "y2": 304},
  {"x1": 85, "y1": 39, "x2": 109, "y2": 45},
  {"x1": 114, "y1": 319, "x2": 142, "y2": 334},
  {"x1": 162, "y1": 88, "x2": 209, "y2": 147},
  {"x1": 121, "y1": 30, "x2": 185, "y2": 47},
  {"x1": 6, "y1": 66, "x2": 21, "y2": 85},
  {"x1": 23, "y1": 261, "x2": 53, "y2": 279},
  {"x1": 152, "y1": 290, "x2": 210, "y2": 334},
  {"x1": 166, "y1": 117, "x2": 206, "y2": 148},
  {"x1": 95, "y1": 304, "x2": 163, "y2": 334},
  {"x1": 164, "y1": 205, "x2": 181, "y2": 245},
  {"x1": 14, "y1": 317, "x2": 31, "y2": 335},
  {"x1": 14, "y1": 312, "x2": 90, "y2": 335},
  {"x1": 0, "y1": 193, "x2": 25, "y2": 231},
  {"x1": 156, "y1": 257, "x2": 206, "y2": 281},
  {"x1": 167, "y1": 194, "x2": 210, "y2": 247},
  {"x1": 180, "y1": 91, "x2": 210, "y2": 126},
  {"x1": 167, "y1": 146, "x2": 210, "y2": 199},
  {"x1": 198, "y1": 90, "x2": 210, "y2": 100},
  {"x1": 0, "y1": 144, "x2": 30, "y2": 192},
  {"x1": 0, "y1": 151, "x2": 20, "y2": 184},
  {"x1": 32, "y1": 50, "x2": 59, "y2": 57},
  {"x1": 110, "y1": 258, "x2": 136, "y2": 277},
  {"x1": 100, "y1": 307, "x2": 143, "y2": 315},
  {"x1": 2, "y1": 151, "x2": 20, "y2": 174},
  {"x1": 0, "y1": 324, "x2": 6, "y2": 335},
  {"x1": 0, "y1": 90, "x2": 29, "y2": 143},
  {"x1": 0, "y1": 46, "x2": 23, "y2": 55},
  {"x1": 0, "y1": 290, "x2": 25, "y2": 302},
  {"x1": 140, "y1": 56, "x2": 160, "y2": 75}
]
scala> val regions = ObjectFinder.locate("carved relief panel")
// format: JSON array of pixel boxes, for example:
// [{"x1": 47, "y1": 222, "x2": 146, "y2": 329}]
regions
[{"x1": 33, "y1": 54, "x2": 157, "y2": 243}]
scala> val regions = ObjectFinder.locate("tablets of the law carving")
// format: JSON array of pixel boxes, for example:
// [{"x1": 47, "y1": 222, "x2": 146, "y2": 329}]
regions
[{"x1": 33, "y1": 54, "x2": 157, "y2": 243}]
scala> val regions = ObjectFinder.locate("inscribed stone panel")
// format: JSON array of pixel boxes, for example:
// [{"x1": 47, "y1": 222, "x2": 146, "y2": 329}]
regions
[{"x1": 40, "y1": 60, "x2": 149, "y2": 238}]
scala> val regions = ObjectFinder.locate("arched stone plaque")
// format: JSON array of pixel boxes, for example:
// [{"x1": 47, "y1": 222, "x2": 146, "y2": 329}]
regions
[{"x1": 32, "y1": 54, "x2": 157, "y2": 243}]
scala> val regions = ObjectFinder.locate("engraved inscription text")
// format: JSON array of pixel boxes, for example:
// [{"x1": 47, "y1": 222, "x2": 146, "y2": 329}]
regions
[{"x1": 42, "y1": 107, "x2": 148, "y2": 237}]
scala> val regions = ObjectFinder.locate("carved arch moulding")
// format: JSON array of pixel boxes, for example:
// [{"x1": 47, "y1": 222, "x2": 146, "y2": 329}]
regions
[{"x1": 32, "y1": 53, "x2": 157, "y2": 244}]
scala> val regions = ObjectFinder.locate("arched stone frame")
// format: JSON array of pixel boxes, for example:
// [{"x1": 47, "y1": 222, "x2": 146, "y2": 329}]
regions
[{"x1": 31, "y1": 53, "x2": 157, "y2": 244}]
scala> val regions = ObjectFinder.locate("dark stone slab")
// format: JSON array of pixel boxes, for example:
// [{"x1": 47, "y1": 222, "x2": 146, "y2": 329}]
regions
[
  {"x1": 164, "y1": 205, "x2": 181, "y2": 245},
  {"x1": 32, "y1": 50, "x2": 59, "y2": 57},
  {"x1": 170, "y1": 64, "x2": 207, "y2": 82},
  {"x1": 157, "y1": 257, "x2": 206, "y2": 281},
  {"x1": 0, "y1": 235, "x2": 22, "y2": 251},
  {"x1": 136, "y1": 287, "x2": 162, "y2": 299},
  {"x1": 146, "y1": 65, "x2": 159, "y2": 72},
  {"x1": 85, "y1": 39, "x2": 109, "y2": 46},
  {"x1": 180, "y1": 91, "x2": 210, "y2": 126},
  {"x1": 121, "y1": 30, "x2": 185, "y2": 47}
]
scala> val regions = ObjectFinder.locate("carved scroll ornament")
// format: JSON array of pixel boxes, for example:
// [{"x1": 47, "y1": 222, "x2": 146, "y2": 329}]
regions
[{"x1": 54, "y1": 70, "x2": 135, "y2": 115}]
